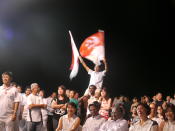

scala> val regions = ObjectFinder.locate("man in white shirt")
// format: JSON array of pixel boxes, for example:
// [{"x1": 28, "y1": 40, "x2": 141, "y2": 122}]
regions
[
  {"x1": 82, "y1": 101, "x2": 106, "y2": 131},
  {"x1": 79, "y1": 56, "x2": 108, "y2": 95},
  {"x1": 99, "y1": 106, "x2": 129, "y2": 131},
  {"x1": 26, "y1": 83, "x2": 46, "y2": 131},
  {"x1": 0, "y1": 72, "x2": 20, "y2": 131}
]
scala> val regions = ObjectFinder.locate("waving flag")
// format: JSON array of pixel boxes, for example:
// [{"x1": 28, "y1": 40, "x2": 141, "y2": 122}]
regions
[
  {"x1": 79, "y1": 30, "x2": 105, "y2": 65},
  {"x1": 69, "y1": 31, "x2": 80, "y2": 80}
]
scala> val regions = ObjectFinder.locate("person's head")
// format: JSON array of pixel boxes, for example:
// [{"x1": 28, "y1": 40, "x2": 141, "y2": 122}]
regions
[
  {"x1": 69, "y1": 90, "x2": 75, "y2": 99},
  {"x1": 131, "y1": 106, "x2": 138, "y2": 115},
  {"x1": 95, "y1": 91, "x2": 101, "y2": 99},
  {"x1": 137, "y1": 103, "x2": 150, "y2": 119},
  {"x1": 17, "y1": 85, "x2": 22, "y2": 93},
  {"x1": 89, "y1": 85, "x2": 96, "y2": 95},
  {"x1": 94, "y1": 65, "x2": 100, "y2": 72},
  {"x1": 111, "y1": 106, "x2": 124, "y2": 120},
  {"x1": 100, "y1": 87, "x2": 109, "y2": 99},
  {"x1": 51, "y1": 92, "x2": 57, "y2": 98},
  {"x1": 2, "y1": 72, "x2": 13, "y2": 85},
  {"x1": 10, "y1": 82, "x2": 17, "y2": 87},
  {"x1": 144, "y1": 96, "x2": 150, "y2": 103},
  {"x1": 166, "y1": 96, "x2": 171, "y2": 102},
  {"x1": 74, "y1": 92, "x2": 79, "y2": 99},
  {"x1": 58, "y1": 85, "x2": 66, "y2": 96},
  {"x1": 39, "y1": 90, "x2": 45, "y2": 98},
  {"x1": 157, "y1": 106, "x2": 164, "y2": 115},
  {"x1": 25, "y1": 87, "x2": 31, "y2": 96},
  {"x1": 156, "y1": 93, "x2": 163, "y2": 101},
  {"x1": 67, "y1": 102, "x2": 77, "y2": 115},
  {"x1": 132, "y1": 97, "x2": 138, "y2": 103},
  {"x1": 66, "y1": 89, "x2": 70, "y2": 97},
  {"x1": 89, "y1": 101, "x2": 101, "y2": 117},
  {"x1": 165, "y1": 104, "x2": 175, "y2": 121},
  {"x1": 149, "y1": 103, "x2": 157, "y2": 115},
  {"x1": 31, "y1": 83, "x2": 39, "y2": 94}
]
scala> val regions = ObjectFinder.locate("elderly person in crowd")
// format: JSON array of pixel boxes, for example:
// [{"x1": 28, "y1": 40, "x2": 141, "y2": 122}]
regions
[{"x1": 99, "y1": 106, "x2": 128, "y2": 131}]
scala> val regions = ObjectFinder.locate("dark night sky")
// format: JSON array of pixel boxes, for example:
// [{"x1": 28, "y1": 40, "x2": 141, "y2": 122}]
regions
[{"x1": 0, "y1": 0, "x2": 174, "y2": 98}]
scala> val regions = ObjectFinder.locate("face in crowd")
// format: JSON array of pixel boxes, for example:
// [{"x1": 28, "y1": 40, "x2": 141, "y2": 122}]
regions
[{"x1": 2, "y1": 73, "x2": 12, "y2": 85}]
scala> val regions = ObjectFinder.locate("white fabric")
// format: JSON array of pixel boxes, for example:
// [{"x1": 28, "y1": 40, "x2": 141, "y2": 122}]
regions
[
  {"x1": 99, "y1": 119, "x2": 128, "y2": 131},
  {"x1": 22, "y1": 94, "x2": 29, "y2": 120},
  {"x1": 61, "y1": 114, "x2": 79, "y2": 131},
  {"x1": 0, "y1": 85, "x2": 20, "y2": 121},
  {"x1": 129, "y1": 119, "x2": 158, "y2": 131},
  {"x1": 163, "y1": 121, "x2": 175, "y2": 131},
  {"x1": 69, "y1": 30, "x2": 80, "y2": 80},
  {"x1": 26, "y1": 94, "x2": 43, "y2": 122},
  {"x1": 88, "y1": 70, "x2": 106, "y2": 89},
  {"x1": 82, "y1": 115, "x2": 106, "y2": 131}
]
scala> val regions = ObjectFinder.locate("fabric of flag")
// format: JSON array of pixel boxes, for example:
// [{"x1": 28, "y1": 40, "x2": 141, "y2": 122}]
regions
[
  {"x1": 69, "y1": 31, "x2": 80, "y2": 80},
  {"x1": 79, "y1": 30, "x2": 105, "y2": 65}
]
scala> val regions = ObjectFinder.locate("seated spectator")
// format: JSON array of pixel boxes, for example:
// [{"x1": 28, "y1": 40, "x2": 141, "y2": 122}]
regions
[
  {"x1": 56, "y1": 102, "x2": 80, "y2": 131},
  {"x1": 82, "y1": 101, "x2": 106, "y2": 131},
  {"x1": 129, "y1": 103, "x2": 158, "y2": 131},
  {"x1": 99, "y1": 106, "x2": 128, "y2": 131},
  {"x1": 130, "y1": 106, "x2": 139, "y2": 126},
  {"x1": 153, "y1": 106, "x2": 165, "y2": 126},
  {"x1": 99, "y1": 88, "x2": 112, "y2": 119},
  {"x1": 159, "y1": 104, "x2": 175, "y2": 131}
]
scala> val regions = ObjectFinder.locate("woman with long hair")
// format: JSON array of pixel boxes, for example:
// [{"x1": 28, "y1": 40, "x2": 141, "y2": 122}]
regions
[
  {"x1": 99, "y1": 87, "x2": 112, "y2": 119},
  {"x1": 51, "y1": 85, "x2": 69, "y2": 130},
  {"x1": 159, "y1": 104, "x2": 175, "y2": 131}
]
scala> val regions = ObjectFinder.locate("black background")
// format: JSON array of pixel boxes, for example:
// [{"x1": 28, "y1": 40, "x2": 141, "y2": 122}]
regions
[{"x1": 0, "y1": 0, "x2": 174, "y2": 98}]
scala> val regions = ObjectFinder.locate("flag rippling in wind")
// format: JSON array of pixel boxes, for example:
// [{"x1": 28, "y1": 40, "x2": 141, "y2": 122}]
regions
[
  {"x1": 79, "y1": 30, "x2": 105, "y2": 65},
  {"x1": 69, "y1": 31, "x2": 80, "y2": 80}
]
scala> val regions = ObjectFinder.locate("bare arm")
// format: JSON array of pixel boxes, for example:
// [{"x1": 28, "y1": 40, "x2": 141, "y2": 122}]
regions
[
  {"x1": 51, "y1": 100, "x2": 64, "y2": 109},
  {"x1": 11, "y1": 102, "x2": 19, "y2": 121},
  {"x1": 70, "y1": 117, "x2": 81, "y2": 131},
  {"x1": 56, "y1": 117, "x2": 63, "y2": 131},
  {"x1": 102, "y1": 58, "x2": 108, "y2": 72},
  {"x1": 29, "y1": 104, "x2": 46, "y2": 109},
  {"x1": 79, "y1": 56, "x2": 90, "y2": 72}
]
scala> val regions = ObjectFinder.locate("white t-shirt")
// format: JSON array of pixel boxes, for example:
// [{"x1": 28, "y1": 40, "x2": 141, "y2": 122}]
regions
[
  {"x1": 0, "y1": 85, "x2": 20, "y2": 121},
  {"x1": 99, "y1": 119, "x2": 129, "y2": 131},
  {"x1": 88, "y1": 69, "x2": 106, "y2": 89},
  {"x1": 26, "y1": 94, "x2": 43, "y2": 122}
]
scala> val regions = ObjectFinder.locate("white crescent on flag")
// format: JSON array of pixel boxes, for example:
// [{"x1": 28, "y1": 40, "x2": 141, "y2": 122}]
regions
[
  {"x1": 79, "y1": 30, "x2": 105, "y2": 65},
  {"x1": 69, "y1": 31, "x2": 80, "y2": 80}
]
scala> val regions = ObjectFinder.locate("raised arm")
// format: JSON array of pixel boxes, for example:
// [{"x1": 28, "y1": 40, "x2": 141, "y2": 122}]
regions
[
  {"x1": 102, "y1": 58, "x2": 108, "y2": 72},
  {"x1": 79, "y1": 56, "x2": 90, "y2": 72}
]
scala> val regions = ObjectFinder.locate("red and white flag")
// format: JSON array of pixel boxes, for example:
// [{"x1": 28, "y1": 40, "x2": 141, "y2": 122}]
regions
[
  {"x1": 79, "y1": 30, "x2": 105, "y2": 65},
  {"x1": 69, "y1": 31, "x2": 80, "y2": 80}
]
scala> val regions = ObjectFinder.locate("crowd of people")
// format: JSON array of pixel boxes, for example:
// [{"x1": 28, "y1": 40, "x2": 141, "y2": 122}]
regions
[
  {"x1": 0, "y1": 57, "x2": 175, "y2": 131},
  {"x1": 0, "y1": 71, "x2": 175, "y2": 131}
]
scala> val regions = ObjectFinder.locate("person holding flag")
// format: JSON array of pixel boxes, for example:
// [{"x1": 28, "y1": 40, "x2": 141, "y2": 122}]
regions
[
  {"x1": 79, "y1": 56, "x2": 108, "y2": 96},
  {"x1": 78, "y1": 30, "x2": 108, "y2": 96}
]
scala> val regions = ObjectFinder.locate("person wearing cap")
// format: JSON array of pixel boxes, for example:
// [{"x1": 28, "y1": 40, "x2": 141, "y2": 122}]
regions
[
  {"x1": 79, "y1": 56, "x2": 108, "y2": 96},
  {"x1": 0, "y1": 72, "x2": 20, "y2": 131},
  {"x1": 26, "y1": 83, "x2": 47, "y2": 131}
]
